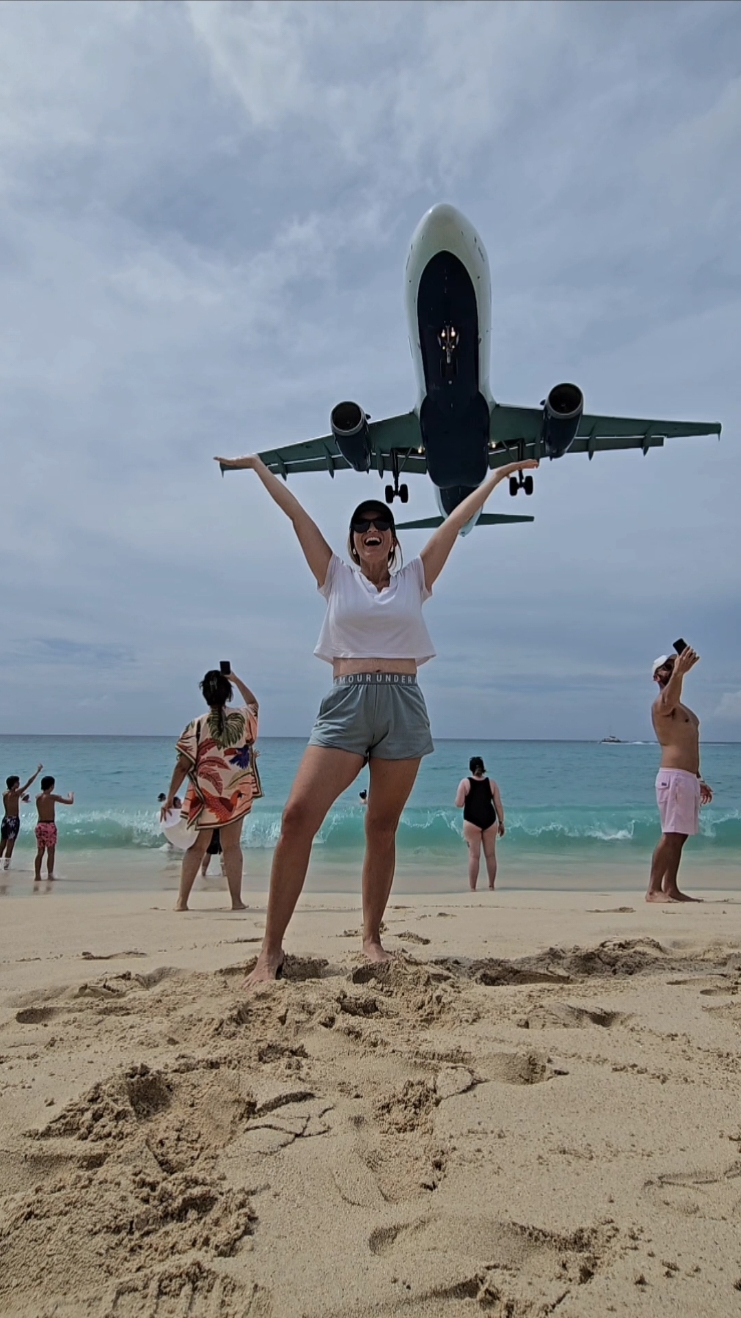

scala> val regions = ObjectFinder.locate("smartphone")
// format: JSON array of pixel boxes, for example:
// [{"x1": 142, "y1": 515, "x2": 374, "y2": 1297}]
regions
[
  {"x1": 673, "y1": 638, "x2": 687, "y2": 655},
  {"x1": 220, "y1": 660, "x2": 231, "y2": 675}
]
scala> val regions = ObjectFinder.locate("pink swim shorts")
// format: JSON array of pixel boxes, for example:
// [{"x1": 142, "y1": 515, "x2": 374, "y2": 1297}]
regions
[
  {"x1": 35, "y1": 822, "x2": 58, "y2": 849},
  {"x1": 656, "y1": 769, "x2": 700, "y2": 836}
]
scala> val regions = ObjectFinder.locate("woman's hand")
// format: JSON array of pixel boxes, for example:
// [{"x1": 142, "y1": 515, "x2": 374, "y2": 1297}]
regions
[
  {"x1": 160, "y1": 797, "x2": 175, "y2": 821},
  {"x1": 214, "y1": 454, "x2": 260, "y2": 471},
  {"x1": 498, "y1": 822, "x2": 506, "y2": 837},
  {"x1": 496, "y1": 459, "x2": 539, "y2": 481}
]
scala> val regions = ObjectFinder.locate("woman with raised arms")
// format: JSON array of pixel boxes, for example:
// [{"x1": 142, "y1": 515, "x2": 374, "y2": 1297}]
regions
[{"x1": 215, "y1": 451, "x2": 537, "y2": 985}]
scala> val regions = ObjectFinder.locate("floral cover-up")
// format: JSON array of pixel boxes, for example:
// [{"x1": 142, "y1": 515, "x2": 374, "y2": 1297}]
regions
[{"x1": 176, "y1": 704, "x2": 261, "y2": 830}]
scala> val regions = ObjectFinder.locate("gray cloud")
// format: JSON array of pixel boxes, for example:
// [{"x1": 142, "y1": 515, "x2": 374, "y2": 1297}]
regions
[{"x1": 0, "y1": 0, "x2": 739, "y2": 740}]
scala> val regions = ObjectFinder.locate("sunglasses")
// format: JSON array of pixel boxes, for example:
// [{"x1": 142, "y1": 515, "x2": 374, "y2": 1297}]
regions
[{"x1": 351, "y1": 517, "x2": 393, "y2": 534}]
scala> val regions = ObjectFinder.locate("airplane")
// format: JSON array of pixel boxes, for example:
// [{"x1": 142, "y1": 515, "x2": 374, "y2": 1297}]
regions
[{"x1": 222, "y1": 203, "x2": 721, "y2": 534}]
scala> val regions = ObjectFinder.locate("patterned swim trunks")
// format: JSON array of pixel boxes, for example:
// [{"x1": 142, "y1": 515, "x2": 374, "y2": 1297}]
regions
[
  {"x1": 1, "y1": 816, "x2": 20, "y2": 842},
  {"x1": 35, "y1": 822, "x2": 58, "y2": 848}
]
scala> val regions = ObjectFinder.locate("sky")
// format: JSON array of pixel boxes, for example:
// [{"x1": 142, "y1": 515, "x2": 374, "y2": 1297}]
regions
[{"x1": 1, "y1": 0, "x2": 739, "y2": 742}]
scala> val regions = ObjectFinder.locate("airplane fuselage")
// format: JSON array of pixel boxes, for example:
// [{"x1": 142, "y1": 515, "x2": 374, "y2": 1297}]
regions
[{"x1": 404, "y1": 204, "x2": 494, "y2": 518}]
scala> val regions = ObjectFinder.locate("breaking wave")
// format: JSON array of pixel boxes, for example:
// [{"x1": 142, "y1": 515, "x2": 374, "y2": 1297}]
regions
[{"x1": 12, "y1": 804, "x2": 741, "y2": 855}]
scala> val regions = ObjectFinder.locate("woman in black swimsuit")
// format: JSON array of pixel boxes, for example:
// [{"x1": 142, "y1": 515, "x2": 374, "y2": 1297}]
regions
[{"x1": 455, "y1": 756, "x2": 505, "y2": 891}]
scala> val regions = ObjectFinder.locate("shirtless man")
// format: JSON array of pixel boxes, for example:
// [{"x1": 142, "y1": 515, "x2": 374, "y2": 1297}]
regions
[
  {"x1": 648, "y1": 647, "x2": 712, "y2": 903},
  {"x1": 1, "y1": 764, "x2": 43, "y2": 870},
  {"x1": 34, "y1": 776, "x2": 74, "y2": 882}
]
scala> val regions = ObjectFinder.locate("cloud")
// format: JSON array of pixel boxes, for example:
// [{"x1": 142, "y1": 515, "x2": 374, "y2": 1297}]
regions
[
  {"x1": 716, "y1": 691, "x2": 741, "y2": 721},
  {"x1": 0, "y1": 0, "x2": 739, "y2": 738}
]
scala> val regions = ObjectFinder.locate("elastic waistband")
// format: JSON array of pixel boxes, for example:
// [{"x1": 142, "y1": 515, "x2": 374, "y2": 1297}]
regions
[
  {"x1": 656, "y1": 767, "x2": 698, "y2": 780},
  {"x1": 333, "y1": 672, "x2": 418, "y2": 686}
]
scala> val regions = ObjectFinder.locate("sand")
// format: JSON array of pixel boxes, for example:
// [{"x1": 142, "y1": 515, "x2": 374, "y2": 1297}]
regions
[{"x1": 1, "y1": 884, "x2": 741, "y2": 1317}]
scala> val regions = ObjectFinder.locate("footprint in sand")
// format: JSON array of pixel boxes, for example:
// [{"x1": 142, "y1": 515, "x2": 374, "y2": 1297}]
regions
[
  {"x1": 364, "y1": 1214, "x2": 611, "y2": 1316},
  {"x1": 643, "y1": 1163, "x2": 741, "y2": 1220},
  {"x1": 520, "y1": 1002, "x2": 625, "y2": 1031},
  {"x1": 15, "y1": 1005, "x2": 58, "y2": 1025},
  {"x1": 103, "y1": 1262, "x2": 271, "y2": 1317},
  {"x1": 484, "y1": 1050, "x2": 567, "y2": 1085}
]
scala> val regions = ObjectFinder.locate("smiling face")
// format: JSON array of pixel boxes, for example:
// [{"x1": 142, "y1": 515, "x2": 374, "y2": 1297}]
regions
[{"x1": 348, "y1": 503, "x2": 399, "y2": 572}]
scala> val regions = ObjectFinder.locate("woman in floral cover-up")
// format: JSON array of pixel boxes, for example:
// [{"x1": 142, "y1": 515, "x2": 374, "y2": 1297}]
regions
[{"x1": 161, "y1": 670, "x2": 260, "y2": 911}]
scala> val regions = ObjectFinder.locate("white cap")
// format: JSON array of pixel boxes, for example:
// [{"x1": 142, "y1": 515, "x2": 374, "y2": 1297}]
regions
[{"x1": 652, "y1": 655, "x2": 670, "y2": 677}]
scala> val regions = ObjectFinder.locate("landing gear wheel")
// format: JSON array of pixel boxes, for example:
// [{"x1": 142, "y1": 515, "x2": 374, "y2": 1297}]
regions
[
  {"x1": 399, "y1": 484, "x2": 409, "y2": 504},
  {"x1": 509, "y1": 476, "x2": 518, "y2": 497},
  {"x1": 385, "y1": 485, "x2": 394, "y2": 504},
  {"x1": 524, "y1": 475, "x2": 534, "y2": 496}
]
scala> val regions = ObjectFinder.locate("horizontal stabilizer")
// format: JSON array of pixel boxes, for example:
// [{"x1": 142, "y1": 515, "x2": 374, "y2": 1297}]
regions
[
  {"x1": 478, "y1": 513, "x2": 534, "y2": 525},
  {"x1": 396, "y1": 513, "x2": 534, "y2": 529}
]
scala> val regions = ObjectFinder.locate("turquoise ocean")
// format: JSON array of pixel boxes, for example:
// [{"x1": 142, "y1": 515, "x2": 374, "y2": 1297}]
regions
[{"x1": 1, "y1": 736, "x2": 739, "y2": 894}]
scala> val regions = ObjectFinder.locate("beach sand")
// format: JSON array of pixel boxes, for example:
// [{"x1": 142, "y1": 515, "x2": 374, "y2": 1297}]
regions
[{"x1": 1, "y1": 882, "x2": 741, "y2": 1316}]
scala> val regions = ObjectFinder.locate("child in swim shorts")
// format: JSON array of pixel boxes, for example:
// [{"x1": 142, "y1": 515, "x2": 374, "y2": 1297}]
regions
[
  {"x1": 35, "y1": 776, "x2": 74, "y2": 882},
  {"x1": 1, "y1": 764, "x2": 43, "y2": 870}
]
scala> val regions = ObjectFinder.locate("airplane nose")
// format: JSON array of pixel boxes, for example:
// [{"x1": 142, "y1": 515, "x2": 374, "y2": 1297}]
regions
[
  {"x1": 425, "y1": 203, "x2": 466, "y2": 225},
  {"x1": 407, "y1": 204, "x2": 479, "y2": 267},
  {"x1": 415, "y1": 202, "x2": 468, "y2": 240}
]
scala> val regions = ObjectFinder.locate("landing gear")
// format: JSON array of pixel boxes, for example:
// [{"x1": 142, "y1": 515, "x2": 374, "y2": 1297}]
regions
[
  {"x1": 438, "y1": 324, "x2": 459, "y2": 383},
  {"x1": 384, "y1": 449, "x2": 410, "y2": 505},
  {"x1": 509, "y1": 472, "x2": 534, "y2": 497}
]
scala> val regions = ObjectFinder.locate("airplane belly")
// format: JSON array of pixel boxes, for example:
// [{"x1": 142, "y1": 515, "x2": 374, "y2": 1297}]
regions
[{"x1": 416, "y1": 249, "x2": 490, "y2": 489}]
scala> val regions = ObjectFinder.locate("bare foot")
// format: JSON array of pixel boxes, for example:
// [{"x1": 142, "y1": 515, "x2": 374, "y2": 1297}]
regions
[
  {"x1": 665, "y1": 888, "x2": 702, "y2": 903},
  {"x1": 362, "y1": 937, "x2": 393, "y2": 964},
  {"x1": 243, "y1": 950, "x2": 284, "y2": 989},
  {"x1": 646, "y1": 891, "x2": 678, "y2": 903},
  {"x1": 488, "y1": 884, "x2": 496, "y2": 891},
  {"x1": 230, "y1": 901, "x2": 247, "y2": 911},
  {"x1": 174, "y1": 901, "x2": 189, "y2": 912}
]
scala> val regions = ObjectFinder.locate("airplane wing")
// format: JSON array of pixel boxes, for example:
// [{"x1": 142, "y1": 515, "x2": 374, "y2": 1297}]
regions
[
  {"x1": 251, "y1": 404, "x2": 720, "y2": 478},
  {"x1": 257, "y1": 411, "x2": 424, "y2": 479},
  {"x1": 487, "y1": 405, "x2": 721, "y2": 465}
]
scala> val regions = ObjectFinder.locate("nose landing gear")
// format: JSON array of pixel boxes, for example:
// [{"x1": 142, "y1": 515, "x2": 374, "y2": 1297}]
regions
[{"x1": 438, "y1": 324, "x2": 459, "y2": 382}]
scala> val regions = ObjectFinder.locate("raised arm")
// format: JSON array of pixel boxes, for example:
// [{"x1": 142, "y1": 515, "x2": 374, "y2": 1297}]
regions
[
  {"x1": 21, "y1": 764, "x2": 43, "y2": 793},
  {"x1": 229, "y1": 672, "x2": 259, "y2": 710},
  {"x1": 214, "y1": 453, "x2": 332, "y2": 587},
  {"x1": 53, "y1": 792, "x2": 74, "y2": 806},
  {"x1": 420, "y1": 460, "x2": 538, "y2": 590},
  {"x1": 656, "y1": 647, "x2": 699, "y2": 715}
]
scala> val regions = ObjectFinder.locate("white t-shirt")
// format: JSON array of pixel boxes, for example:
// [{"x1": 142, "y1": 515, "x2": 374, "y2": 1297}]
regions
[{"x1": 314, "y1": 554, "x2": 436, "y2": 665}]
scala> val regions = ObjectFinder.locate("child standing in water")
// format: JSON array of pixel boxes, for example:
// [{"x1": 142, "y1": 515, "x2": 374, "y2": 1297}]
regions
[
  {"x1": 1, "y1": 764, "x2": 43, "y2": 870},
  {"x1": 35, "y1": 776, "x2": 74, "y2": 881}
]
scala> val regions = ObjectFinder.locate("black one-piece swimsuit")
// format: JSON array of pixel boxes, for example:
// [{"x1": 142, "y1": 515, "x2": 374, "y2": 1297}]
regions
[{"x1": 463, "y1": 777, "x2": 497, "y2": 831}]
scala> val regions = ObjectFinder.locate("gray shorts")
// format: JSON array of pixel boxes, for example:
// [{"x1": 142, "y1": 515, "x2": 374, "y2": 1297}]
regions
[{"x1": 308, "y1": 673, "x2": 434, "y2": 761}]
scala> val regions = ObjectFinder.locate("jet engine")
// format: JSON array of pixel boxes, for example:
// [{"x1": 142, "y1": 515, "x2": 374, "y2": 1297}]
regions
[
  {"x1": 541, "y1": 383, "x2": 583, "y2": 458},
  {"x1": 330, "y1": 401, "x2": 371, "y2": 472}
]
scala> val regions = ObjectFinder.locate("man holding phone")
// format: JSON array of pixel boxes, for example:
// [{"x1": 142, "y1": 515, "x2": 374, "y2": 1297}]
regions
[{"x1": 648, "y1": 642, "x2": 713, "y2": 903}]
